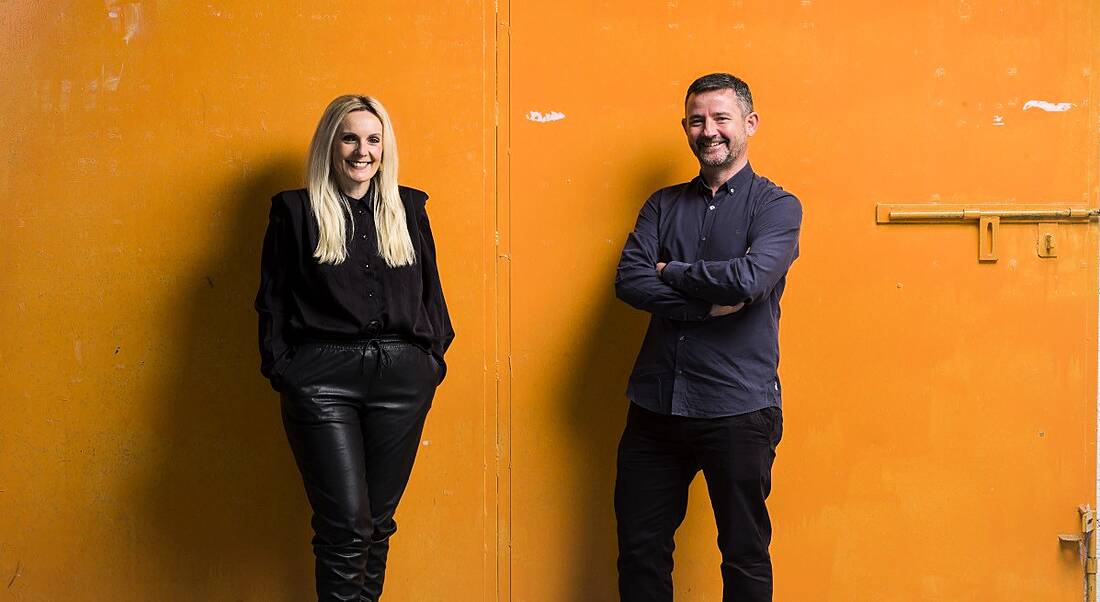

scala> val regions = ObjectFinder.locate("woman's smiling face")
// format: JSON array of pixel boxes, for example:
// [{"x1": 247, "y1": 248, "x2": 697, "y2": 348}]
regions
[{"x1": 332, "y1": 109, "x2": 383, "y2": 198}]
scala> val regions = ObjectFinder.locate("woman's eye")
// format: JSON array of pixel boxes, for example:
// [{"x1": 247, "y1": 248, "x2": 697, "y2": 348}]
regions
[
  {"x1": 342, "y1": 135, "x2": 357, "y2": 143},
  {"x1": 368, "y1": 136, "x2": 381, "y2": 144}
]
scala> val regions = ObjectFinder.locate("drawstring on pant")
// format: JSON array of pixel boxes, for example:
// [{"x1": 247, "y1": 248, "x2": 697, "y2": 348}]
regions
[
  {"x1": 297, "y1": 335, "x2": 404, "y2": 381},
  {"x1": 367, "y1": 339, "x2": 392, "y2": 379}
]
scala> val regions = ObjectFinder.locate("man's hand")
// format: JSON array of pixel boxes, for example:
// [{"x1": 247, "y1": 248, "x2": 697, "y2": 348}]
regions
[
  {"x1": 656, "y1": 262, "x2": 666, "y2": 277},
  {"x1": 709, "y1": 303, "x2": 745, "y2": 317}
]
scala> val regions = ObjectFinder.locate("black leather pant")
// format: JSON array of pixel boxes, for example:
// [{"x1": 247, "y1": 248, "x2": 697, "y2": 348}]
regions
[{"x1": 279, "y1": 338, "x2": 440, "y2": 602}]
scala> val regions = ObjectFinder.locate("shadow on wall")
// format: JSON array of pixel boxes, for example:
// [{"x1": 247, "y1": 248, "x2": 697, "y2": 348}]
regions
[
  {"x1": 127, "y1": 156, "x2": 313, "y2": 601},
  {"x1": 561, "y1": 153, "x2": 680, "y2": 601}
]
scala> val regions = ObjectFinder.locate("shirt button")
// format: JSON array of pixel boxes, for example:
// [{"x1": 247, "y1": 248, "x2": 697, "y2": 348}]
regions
[
  {"x1": 701, "y1": 236, "x2": 706, "y2": 241},
  {"x1": 368, "y1": 292, "x2": 374, "y2": 297},
  {"x1": 708, "y1": 205, "x2": 715, "y2": 210},
  {"x1": 676, "y1": 369, "x2": 683, "y2": 375},
  {"x1": 678, "y1": 336, "x2": 685, "y2": 341}
]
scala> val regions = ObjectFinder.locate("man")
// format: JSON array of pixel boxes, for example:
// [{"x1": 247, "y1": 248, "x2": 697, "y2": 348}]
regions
[{"x1": 613, "y1": 73, "x2": 802, "y2": 601}]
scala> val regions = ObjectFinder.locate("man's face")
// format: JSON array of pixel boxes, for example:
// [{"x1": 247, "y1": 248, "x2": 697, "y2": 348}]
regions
[{"x1": 682, "y1": 89, "x2": 757, "y2": 169}]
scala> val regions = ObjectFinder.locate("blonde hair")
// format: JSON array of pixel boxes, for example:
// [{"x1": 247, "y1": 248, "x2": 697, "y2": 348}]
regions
[{"x1": 306, "y1": 95, "x2": 415, "y2": 267}]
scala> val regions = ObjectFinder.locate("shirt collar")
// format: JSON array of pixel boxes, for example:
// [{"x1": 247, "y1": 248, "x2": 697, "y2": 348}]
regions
[
  {"x1": 342, "y1": 181, "x2": 375, "y2": 205},
  {"x1": 693, "y1": 161, "x2": 754, "y2": 196}
]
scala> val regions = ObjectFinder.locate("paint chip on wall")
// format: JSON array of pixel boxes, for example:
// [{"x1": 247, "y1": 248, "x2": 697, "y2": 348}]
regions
[
  {"x1": 526, "y1": 111, "x2": 566, "y2": 123},
  {"x1": 1022, "y1": 100, "x2": 1074, "y2": 112}
]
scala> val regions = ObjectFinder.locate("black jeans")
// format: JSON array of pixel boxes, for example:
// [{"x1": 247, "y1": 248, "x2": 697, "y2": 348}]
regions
[
  {"x1": 280, "y1": 338, "x2": 439, "y2": 602},
  {"x1": 615, "y1": 403, "x2": 783, "y2": 602}
]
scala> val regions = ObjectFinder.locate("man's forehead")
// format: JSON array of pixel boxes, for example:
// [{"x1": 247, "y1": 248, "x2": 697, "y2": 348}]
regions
[{"x1": 685, "y1": 90, "x2": 742, "y2": 115}]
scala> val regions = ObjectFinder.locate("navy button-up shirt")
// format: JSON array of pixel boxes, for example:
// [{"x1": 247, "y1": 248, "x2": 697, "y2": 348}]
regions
[{"x1": 615, "y1": 163, "x2": 802, "y2": 418}]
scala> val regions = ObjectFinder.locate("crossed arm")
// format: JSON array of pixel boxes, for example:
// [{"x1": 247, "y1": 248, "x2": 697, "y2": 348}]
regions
[{"x1": 615, "y1": 192, "x2": 802, "y2": 319}]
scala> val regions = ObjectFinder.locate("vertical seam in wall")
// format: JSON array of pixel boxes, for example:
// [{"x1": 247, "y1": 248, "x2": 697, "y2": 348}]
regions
[
  {"x1": 1091, "y1": 0, "x2": 1100, "y2": 568},
  {"x1": 492, "y1": 0, "x2": 513, "y2": 600},
  {"x1": 1088, "y1": 5, "x2": 1100, "y2": 601}
]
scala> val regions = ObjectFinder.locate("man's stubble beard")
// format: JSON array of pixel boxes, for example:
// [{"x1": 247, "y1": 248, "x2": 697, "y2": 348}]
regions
[{"x1": 694, "y1": 136, "x2": 745, "y2": 169}]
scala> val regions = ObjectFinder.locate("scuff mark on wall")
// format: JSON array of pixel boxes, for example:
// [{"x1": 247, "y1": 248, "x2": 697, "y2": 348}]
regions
[
  {"x1": 1022, "y1": 100, "x2": 1074, "y2": 112},
  {"x1": 58, "y1": 80, "x2": 72, "y2": 112},
  {"x1": 992, "y1": 115, "x2": 1005, "y2": 126},
  {"x1": 86, "y1": 79, "x2": 99, "y2": 110},
  {"x1": 122, "y1": 4, "x2": 142, "y2": 44},
  {"x1": 7, "y1": 561, "x2": 21, "y2": 589},
  {"x1": 526, "y1": 110, "x2": 566, "y2": 123},
  {"x1": 106, "y1": 2, "x2": 142, "y2": 44},
  {"x1": 104, "y1": 64, "x2": 124, "y2": 92}
]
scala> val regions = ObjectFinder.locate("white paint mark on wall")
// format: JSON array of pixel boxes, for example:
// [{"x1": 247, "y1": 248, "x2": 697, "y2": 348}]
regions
[
  {"x1": 86, "y1": 79, "x2": 99, "y2": 110},
  {"x1": 958, "y1": 0, "x2": 973, "y2": 22},
  {"x1": 123, "y1": 3, "x2": 142, "y2": 44},
  {"x1": 74, "y1": 340, "x2": 83, "y2": 364},
  {"x1": 104, "y1": 64, "x2": 124, "y2": 91},
  {"x1": 526, "y1": 110, "x2": 566, "y2": 123},
  {"x1": 59, "y1": 80, "x2": 72, "y2": 112},
  {"x1": 992, "y1": 115, "x2": 1005, "y2": 126},
  {"x1": 1023, "y1": 100, "x2": 1074, "y2": 112}
]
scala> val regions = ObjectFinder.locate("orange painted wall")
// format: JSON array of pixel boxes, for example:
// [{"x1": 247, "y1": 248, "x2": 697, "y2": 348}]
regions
[
  {"x1": 506, "y1": 1, "x2": 1098, "y2": 601},
  {"x1": 0, "y1": 2, "x2": 498, "y2": 600},
  {"x1": 2, "y1": 1, "x2": 1097, "y2": 601}
]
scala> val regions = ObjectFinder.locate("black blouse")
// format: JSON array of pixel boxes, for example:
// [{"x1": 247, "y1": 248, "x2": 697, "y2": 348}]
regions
[{"x1": 255, "y1": 185, "x2": 454, "y2": 390}]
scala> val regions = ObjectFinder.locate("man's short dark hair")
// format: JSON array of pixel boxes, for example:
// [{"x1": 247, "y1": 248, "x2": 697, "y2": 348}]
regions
[{"x1": 685, "y1": 73, "x2": 753, "y2": 116}]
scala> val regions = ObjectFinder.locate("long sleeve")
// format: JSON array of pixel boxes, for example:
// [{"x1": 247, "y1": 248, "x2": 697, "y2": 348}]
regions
[
  {"x1": 419, "y1": 205, "x2": 455, "y2": 381},
  {"x1": 615, "y1": 192, "x2": 712, "y2": 321},
  {"x1": 255, "y1": 196, "x2": 294, "y2": 391},
  {"x1": 660, "y1": 193, "x2": 802, "y2": 306}
]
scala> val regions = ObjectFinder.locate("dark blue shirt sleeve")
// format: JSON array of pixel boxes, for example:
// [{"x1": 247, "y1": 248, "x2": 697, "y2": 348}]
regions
[
  {"x1": 615, "y1": 192, "x2": 712, "y2": 321},
  {"x1": 660, "y1": 194, "x2": 802, "y2": 306}
]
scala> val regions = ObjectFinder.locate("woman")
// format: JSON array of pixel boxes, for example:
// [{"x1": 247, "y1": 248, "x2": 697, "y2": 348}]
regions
[{"x1": 255, "y1": 94, "x2": 453, "y2": 601}]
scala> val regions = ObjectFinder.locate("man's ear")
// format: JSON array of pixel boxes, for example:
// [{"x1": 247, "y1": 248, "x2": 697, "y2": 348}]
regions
[
  {"x1": 745, "y1": 112, "x2": 759, "y2": 137},
  {"x1": 681, "y1": 117, "x2": 688, "y2": 133}
]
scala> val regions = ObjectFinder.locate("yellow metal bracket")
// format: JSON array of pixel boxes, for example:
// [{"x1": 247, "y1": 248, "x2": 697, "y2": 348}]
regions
[
  {"x1": 875, "y1": 204, "x2": 1099, "y2": 262},
  {"x1": 1059, "y1": 504, "x2": 1097, "y2": 602}
]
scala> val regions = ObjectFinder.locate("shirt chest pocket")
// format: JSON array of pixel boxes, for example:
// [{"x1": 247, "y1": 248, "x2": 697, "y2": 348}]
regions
[{"x1": 700, "y1": 224, "x2": 750, "y2": 261}]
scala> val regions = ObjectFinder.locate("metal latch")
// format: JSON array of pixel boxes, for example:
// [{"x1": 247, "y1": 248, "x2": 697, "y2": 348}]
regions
[
  {"x1": 1037, "y1": 222, "x2": 1058, "y2": 258},
  {"x1": 1059, "y1": 504, "x2": 1097, "y2": 602},
  {"x1": 875, "y1": 204, "x2": 1098, "y2": 262}
]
